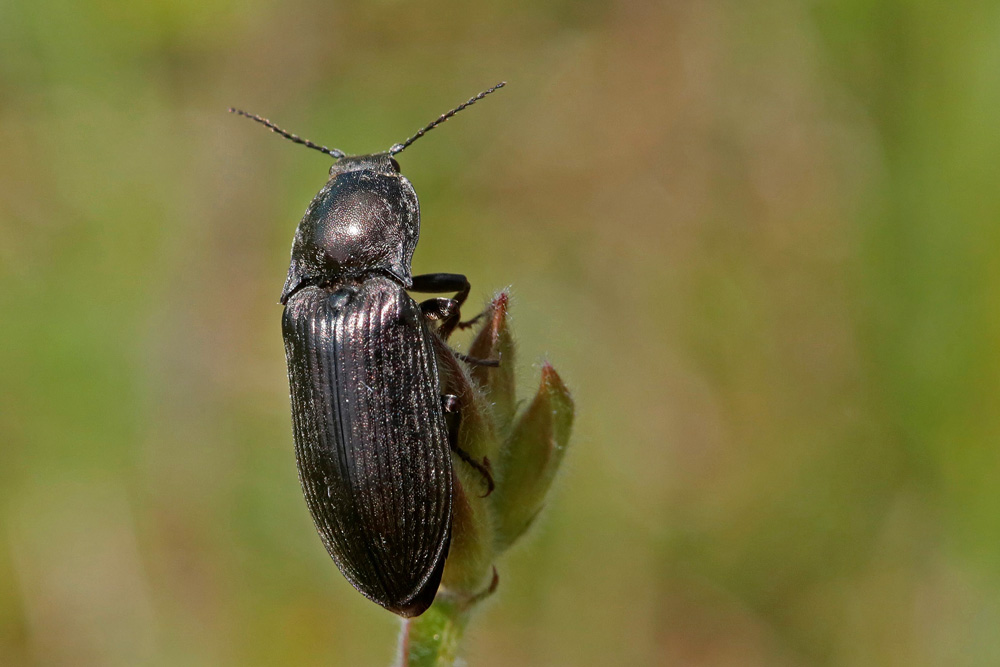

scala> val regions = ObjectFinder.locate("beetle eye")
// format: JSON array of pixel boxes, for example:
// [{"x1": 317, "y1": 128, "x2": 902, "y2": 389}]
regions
[{"x1": 390, "y1": 158, "x2": 401, "y2": 173}]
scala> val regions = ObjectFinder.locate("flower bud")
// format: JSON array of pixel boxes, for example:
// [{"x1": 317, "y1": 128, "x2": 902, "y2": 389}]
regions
[
  {"x1": 468, "y1": 292, "x2": 517, "y2": 429},
  {"x1": 490, "y1": 363, "x2": 573, "y2": 551}
]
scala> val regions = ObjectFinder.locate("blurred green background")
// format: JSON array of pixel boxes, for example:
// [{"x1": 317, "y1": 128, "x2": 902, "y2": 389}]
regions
[{"x1": 2, "y1": 1, "x2": 1000, "y2": 665}]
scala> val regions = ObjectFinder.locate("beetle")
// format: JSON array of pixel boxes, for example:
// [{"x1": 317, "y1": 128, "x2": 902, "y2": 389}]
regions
[{"x1": 230, "y1": 83, "x2": 505, "y2": 617}]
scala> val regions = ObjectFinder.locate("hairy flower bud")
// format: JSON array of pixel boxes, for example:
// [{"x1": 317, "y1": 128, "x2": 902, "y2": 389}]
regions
[{"x1": 400, "y1": 293, "x2": 573, "y2": 667}]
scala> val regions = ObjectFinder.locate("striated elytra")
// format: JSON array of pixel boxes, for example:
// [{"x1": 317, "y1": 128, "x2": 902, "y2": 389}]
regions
[{"x1": 231, "y1": 83, "x2": 506, "y2": 616}]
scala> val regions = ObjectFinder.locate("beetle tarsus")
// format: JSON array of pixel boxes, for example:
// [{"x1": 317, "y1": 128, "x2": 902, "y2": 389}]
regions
[
  {"x1": 453, "y1": 351, "x2": 500, "y2": 367},
  {"x1": 452, "y1": 447, "x2": 495, "y2": 497},
  {"x1": 456, "y1": 310, "x2": 486, "y2": 330}
]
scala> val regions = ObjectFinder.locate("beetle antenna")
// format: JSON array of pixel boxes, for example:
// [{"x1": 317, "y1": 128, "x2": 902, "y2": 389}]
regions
[
  {"x1": 229, "y1": 108, "x2": 346, "y2": 159},
  {"x1": 389, "y1": 82, "x2": 506, "y2": 156}
]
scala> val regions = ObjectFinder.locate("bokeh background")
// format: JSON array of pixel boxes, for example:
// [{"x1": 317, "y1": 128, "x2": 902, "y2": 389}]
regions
[{"x1": 3, "y1": 1, "x2": 1000, "y2": 665}]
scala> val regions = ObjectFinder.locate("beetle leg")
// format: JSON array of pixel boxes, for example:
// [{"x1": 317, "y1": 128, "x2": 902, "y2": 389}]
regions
[
  {"x1": 410, "y1": 273, "x2": 470, "y2": 338},
  {"x1": 456, "y1": 310, "x2": 487, "y2": 330},
  {"x1": 411, "y1": 272, "x2": 470, "y2": 297},
  {"x1": 455, "y1": 451, "x2": 495, "y2": 498},
  {"x1": 453, "y1": 351, "x2": 499, "y2": 367},
  {"x1": 422, "y1": 312, "x2": 500, "y2": 367},
  {"x1": 442, "y1": 393, "x2": 461, "y2": 414},
  {"x1": 420, "y1": 298, "x2": 492, "y2": 346},
  {"x1": 441, "y1": 394, "x2": 495, "y2": 497},
  {"x1": 420, "y1": 297, "x2": 460, "y2": 322}
]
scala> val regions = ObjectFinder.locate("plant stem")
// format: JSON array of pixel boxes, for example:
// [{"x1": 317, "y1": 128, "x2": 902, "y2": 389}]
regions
[{"x1": 396, "y1": 597, "x2": 470, "y2": 667}]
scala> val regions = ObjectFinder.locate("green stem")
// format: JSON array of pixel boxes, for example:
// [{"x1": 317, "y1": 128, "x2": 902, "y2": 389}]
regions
[{"x1": 396, "y1": 597, "x2": 470, "y2": 667}]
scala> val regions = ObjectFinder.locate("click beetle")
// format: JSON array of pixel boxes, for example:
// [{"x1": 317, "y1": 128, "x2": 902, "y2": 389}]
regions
[{"x1": 230, "y1": 83, "x2": 505, "y2": 617}]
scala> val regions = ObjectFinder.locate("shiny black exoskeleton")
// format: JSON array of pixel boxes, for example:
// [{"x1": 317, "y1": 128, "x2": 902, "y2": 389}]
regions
[{"x1": 231, "y1": 83, "x2": 505, "y2": 617}]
